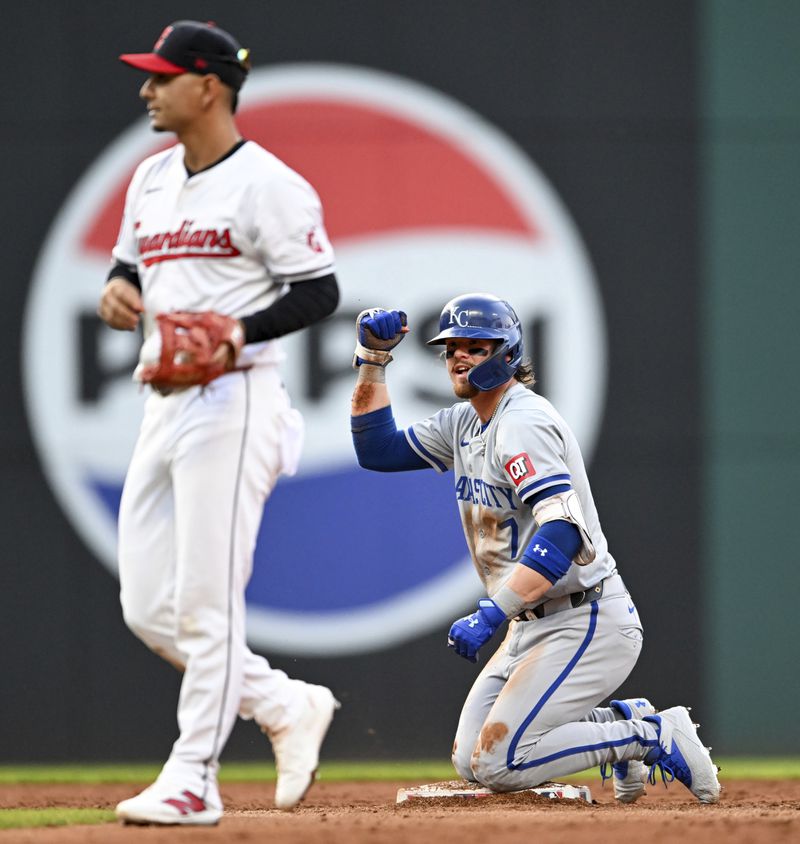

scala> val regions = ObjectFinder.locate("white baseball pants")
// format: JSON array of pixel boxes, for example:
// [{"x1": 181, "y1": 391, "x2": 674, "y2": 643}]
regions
[{"x1": 118, "y1": 365, "x2": 307, "y2": 793}]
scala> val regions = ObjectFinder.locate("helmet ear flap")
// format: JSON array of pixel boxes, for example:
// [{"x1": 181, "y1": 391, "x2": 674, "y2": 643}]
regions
[
  {"x1": 467, "y1": 350, "x2": 510, "y2": 391},
  {"x1": 467, "y1": 327, "x2": 523, "y2": 391}
]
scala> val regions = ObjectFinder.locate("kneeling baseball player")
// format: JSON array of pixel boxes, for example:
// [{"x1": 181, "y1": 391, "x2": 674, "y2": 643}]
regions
[{"x1": 349, "y1": 294, "x2": 720, "y2": 803}]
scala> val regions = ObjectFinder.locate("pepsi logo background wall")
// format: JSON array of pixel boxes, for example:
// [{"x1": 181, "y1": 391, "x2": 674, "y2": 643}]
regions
[
  {"x1": 4, "y1": 0, "x2": 702, "y2": 761},
  {"x1": 24, "y1": 64, "x2": 606, "y2": 658}
]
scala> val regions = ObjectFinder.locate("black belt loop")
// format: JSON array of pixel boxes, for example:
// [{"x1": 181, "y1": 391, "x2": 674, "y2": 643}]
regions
[
  {"x1": 571, "y1": 579, "x2": 604, "y2": 609},
  {"x1": 516, "y1": 578, "x2": 605, "y2": 622}
]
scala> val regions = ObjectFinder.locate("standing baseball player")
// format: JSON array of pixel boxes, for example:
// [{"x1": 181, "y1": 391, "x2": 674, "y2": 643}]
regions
[
  {"x1": 349, "y1": 294, "x2": 720, "y2": 803},
  {"x1": 97, "y1": 20, "x2": 339, "y2": 826}
]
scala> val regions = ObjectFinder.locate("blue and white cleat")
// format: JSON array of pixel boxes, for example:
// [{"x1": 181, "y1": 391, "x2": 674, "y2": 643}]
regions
[
  {"x1": 600, "y1": 697, "x2": 656, "y2": 804},
  {"x1": 605, "y1": 759, "x2": 648, "y2": 804},
  {"x1": 643, "y1": 705, "x2": 721, "y2": 803}
]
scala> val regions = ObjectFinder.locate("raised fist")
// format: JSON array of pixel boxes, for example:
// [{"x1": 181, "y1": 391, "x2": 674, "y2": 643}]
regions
[
  {"x1": 353, "y1": 308, "x2": 408, "y2": 368},
  {"x1": 357, "y1": 308, "x2": 408, "y2": 350}
]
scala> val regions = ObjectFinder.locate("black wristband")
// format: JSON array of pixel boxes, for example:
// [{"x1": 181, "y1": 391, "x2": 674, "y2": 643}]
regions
[{"x1": 106, "y1": 261, "x2": 141, "y2": 290}]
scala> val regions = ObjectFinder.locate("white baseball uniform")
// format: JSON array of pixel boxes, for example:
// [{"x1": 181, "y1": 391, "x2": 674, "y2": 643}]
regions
[{"x1": 112, "y1": 139, "x2": 334, "y2": 794}]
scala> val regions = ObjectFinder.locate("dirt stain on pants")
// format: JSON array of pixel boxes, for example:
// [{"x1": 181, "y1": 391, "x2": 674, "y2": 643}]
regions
[{"x1": 473, "y1": 721, "x2": 509, "y2": 762}]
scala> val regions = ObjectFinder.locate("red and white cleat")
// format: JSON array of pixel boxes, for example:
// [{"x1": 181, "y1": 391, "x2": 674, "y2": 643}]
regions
[{"x1": 116, "y1": 784, "x2": 222, "y2": 825}]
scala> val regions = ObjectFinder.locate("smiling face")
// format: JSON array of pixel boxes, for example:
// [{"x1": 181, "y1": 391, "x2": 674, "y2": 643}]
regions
[{"x1": 445, "y1": 337, "x2": 496, "y2": 398}]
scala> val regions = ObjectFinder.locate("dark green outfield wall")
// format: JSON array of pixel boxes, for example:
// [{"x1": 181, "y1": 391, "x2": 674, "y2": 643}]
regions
[{"x1": 703, "y1": 1, "x2": 800, "y2": 752}]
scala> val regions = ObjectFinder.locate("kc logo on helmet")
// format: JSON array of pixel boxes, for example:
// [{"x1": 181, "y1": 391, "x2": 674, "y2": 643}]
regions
[
  {"x1": 447, "y1": 307, "x2": 472, "y2": 327},
  {"x1": 23, "y1": 64, "x2": 607, "y2": 657}
]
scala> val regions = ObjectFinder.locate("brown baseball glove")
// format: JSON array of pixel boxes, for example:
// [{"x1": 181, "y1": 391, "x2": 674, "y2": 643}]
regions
[{"x1": 136, "y1": 311, "x2": 246, "y2": 391}]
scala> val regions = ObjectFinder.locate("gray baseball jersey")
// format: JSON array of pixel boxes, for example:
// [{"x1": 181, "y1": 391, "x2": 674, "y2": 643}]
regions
[
  {"x1": 406, "y1": 382, "x2": 654, "y2": 792},
  {"x1": 405, "y1": 383, "x2": 617, "y2": 603}
]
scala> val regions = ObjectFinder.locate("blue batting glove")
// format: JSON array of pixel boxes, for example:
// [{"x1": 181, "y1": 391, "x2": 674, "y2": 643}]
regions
[
  {"x1": 357, "y1": 308, "x2": 408, "y2": 349},
  {"x1": 447, "y1": 599, "x2": 507, "y2": 663}
]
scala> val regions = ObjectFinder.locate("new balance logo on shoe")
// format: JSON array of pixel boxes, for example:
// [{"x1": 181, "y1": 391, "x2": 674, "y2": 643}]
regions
[
  {"x1": 163, "y1": 791, "x2": 206, "y2": 816},
  {"x1": 116, "y1": 783, "x2": 222, "y2": 825}
]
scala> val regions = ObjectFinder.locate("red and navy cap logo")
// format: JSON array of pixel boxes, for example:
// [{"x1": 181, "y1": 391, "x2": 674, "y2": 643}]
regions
[{"x1": 153, "y1": 26, "x2": 173, "y2": 52}]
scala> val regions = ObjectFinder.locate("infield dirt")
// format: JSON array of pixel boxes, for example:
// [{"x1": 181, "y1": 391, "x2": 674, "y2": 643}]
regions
[{"x1": 1, "y1": 778, "x2": 798, "y2": 843}]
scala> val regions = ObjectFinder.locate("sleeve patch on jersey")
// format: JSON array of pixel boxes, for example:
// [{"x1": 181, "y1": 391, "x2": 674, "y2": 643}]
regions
[
  {"x1": 306, "y1": 226, "x2": 324, "y2": 253},
  {"x1": 504, "y1": 452, "x2": 536, "y2": 487}
]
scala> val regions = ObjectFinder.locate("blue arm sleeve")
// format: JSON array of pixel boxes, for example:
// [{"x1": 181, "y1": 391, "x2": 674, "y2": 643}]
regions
[
  {"x1": 537, "y1": 519, "x2": 581, "y2": 558},
  {"x1": 520, "y1": 487, "x2": 582, "y2": 583},
  {"x1": 351, "y1": 406, "x2": 430, "y2": 472}
]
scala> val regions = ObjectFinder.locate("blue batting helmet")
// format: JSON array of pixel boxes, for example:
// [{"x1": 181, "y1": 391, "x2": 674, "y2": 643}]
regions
[{"x1": 426, "y1": 293, "x2": 524, "y2": 391}]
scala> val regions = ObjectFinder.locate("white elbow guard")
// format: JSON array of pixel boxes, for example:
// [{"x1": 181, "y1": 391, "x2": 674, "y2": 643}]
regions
[{"x1": 532, "y1": 489, "x2": 596, "y2": 566}]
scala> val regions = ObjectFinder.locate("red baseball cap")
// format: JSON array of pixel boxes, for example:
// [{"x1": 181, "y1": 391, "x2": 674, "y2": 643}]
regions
[{"x1": 119, "y1": 20, "x2": 250, "y2": 91}]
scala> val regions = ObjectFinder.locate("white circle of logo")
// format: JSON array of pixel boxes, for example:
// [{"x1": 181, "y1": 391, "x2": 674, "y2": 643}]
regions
[{"x1": 23, "y1": 64, "x2": 606, "y2": 656}]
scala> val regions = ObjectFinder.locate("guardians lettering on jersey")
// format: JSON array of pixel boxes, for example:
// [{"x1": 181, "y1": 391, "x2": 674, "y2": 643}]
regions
[
  {"x1": 136, "y1": 219, "x2": 241, "y2": 266},
  {"x1": 455, "y1": 475, "x2": 518, "y2": 510}
]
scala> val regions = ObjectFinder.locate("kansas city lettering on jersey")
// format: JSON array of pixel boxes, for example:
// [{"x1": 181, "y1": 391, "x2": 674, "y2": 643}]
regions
[
  {"x1": 455, "y1": 475, "x2": 518, "y2": 510},
  {"x1": 136, "y1": 219, "x2": 242, "y2": 266}
]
